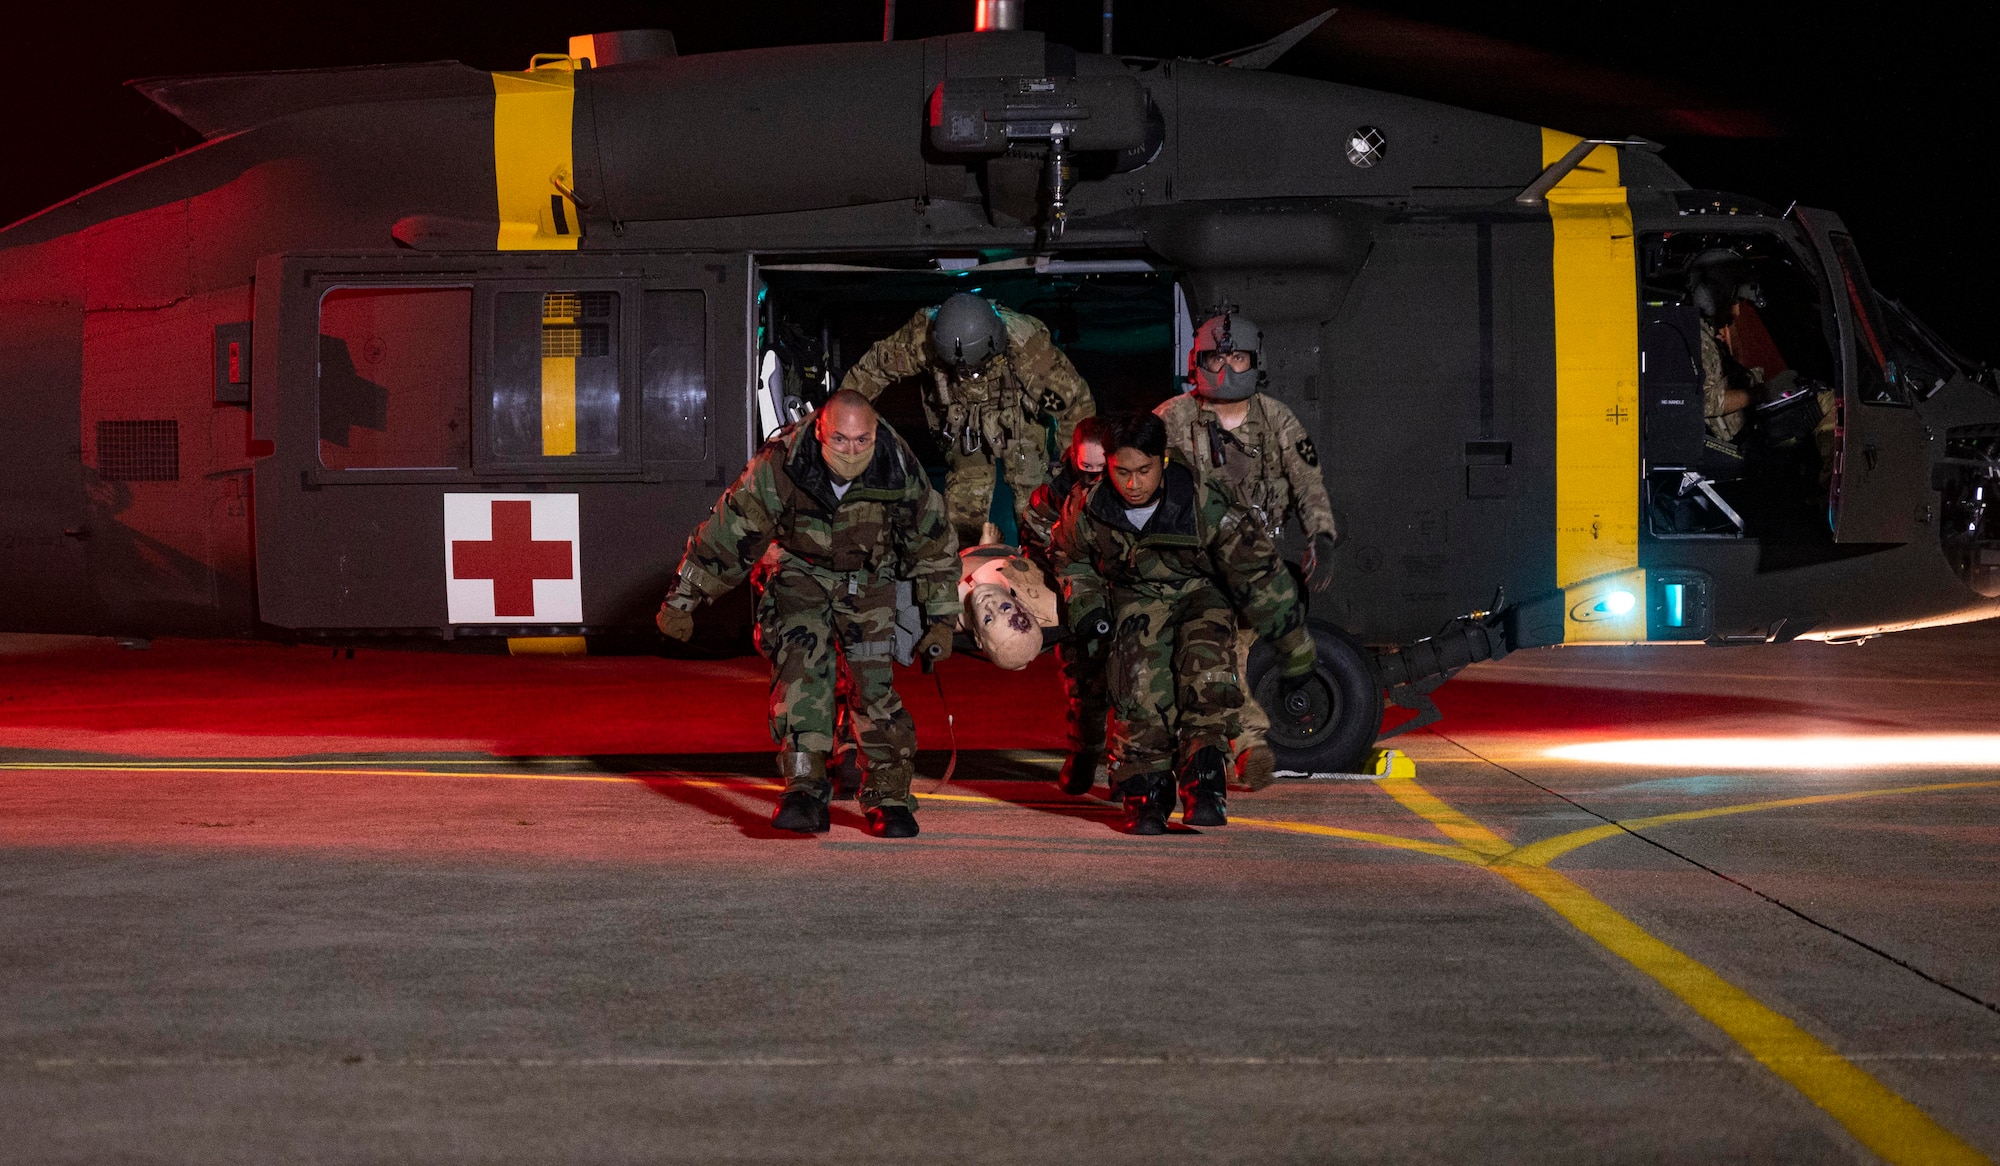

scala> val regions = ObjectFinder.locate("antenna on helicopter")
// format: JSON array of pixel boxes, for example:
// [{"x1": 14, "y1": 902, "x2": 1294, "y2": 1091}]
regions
[
  {"x1": 1102, "y1": 0, "x2": 1114, "y2": 54},
  {"x1": 1208, "y1": 8, "x2": 1337, "y2": 70},
  {"x1": 883, "y1": 0, "x2": 895, "y2": 41}
]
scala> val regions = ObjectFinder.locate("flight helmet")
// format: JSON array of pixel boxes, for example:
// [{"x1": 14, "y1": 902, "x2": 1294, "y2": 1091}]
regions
[
  {"x1": 1189, "y1": 309, "x2": 1264, "y2": 401},
  {"x1": 1687, "y1": 249, "x2": 1765, "y2": 321},
  {"x1": 930, "y1": 293, "x2": 1008, "y2": 376}
]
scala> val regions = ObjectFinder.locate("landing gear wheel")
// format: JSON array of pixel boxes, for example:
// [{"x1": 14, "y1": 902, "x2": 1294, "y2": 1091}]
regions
[{"x1": 1247, "y1": 621, "x2": 1382, "y2": 777}]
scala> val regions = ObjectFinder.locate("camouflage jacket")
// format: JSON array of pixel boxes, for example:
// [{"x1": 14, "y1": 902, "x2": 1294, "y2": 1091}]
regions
[
  {"x1": 839, "y1": 302, "x2": 1096, "y2": 457},
  {"x1": 1699, "y1": 321, "x2": 1755, "y2": 441},
  {"x1": 1155, "y1": 391, "x2": 1337, "y2": 544},
  {"x1": 1050, "y1": 462, "x2": 1311, "y2": 658},
  {"x1": 666, "y1": 419, "x2": 960, "y2": 621}
]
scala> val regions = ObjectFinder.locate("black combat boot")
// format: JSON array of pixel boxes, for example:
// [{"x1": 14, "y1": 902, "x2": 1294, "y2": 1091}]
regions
[
  {"x1": 1058, "y1": 747, "x2": 1102, "y2": 797},
  {"x1": 771, "y1": 791, "x2": 830, "y2": 833},
  {"x1": 771, "y1": 751, "x2": 831, "y2": 833},
  {"x1": 864, "y1": 805, "x2": 920, "y2": 838},
  {"x1": 1179, "y1": 745, "x2": 1229, "y2": 827},
  {"x1": 1116, "y1": 774, "x2": 1174, "y2": 835}
]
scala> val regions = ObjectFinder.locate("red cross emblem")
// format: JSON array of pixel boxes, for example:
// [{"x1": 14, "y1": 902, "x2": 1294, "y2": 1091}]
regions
[
  {"x1": 444, "y1": 495, "x2": 582, "y2": 623},
  {"x1": 451, "y1": 500, "x2": 573, "y2": 617}
]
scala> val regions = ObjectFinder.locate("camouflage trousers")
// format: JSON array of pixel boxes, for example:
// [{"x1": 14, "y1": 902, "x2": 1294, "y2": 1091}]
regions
[
  {"x1": 1104, "y1": 584, "x2": 1244, "y2": 780},
  {"x1": 1230, "y1": 626, "x2": 1270, "y2": 755},
  {"x1": 943, "y1": 442, "x2": 1051, "y2": 548},
  {"x1": 752, "y1": 560, "x2": 918, "y2": 810},
  {"x1": 1058, "y1": 633, "x2": 1112, "y2": 754}
]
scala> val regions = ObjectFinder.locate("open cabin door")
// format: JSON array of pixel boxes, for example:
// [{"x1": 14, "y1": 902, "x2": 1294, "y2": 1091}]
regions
[
  {"x1": 252, "y1": 252, "x2": 751, "y2": 634},
  {"x1": 1793, "y1": 208, "x2": 1929, "y2": 543}
]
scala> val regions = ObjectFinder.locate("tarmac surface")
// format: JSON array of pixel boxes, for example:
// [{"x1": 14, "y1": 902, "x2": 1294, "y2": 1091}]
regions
[{"x1": 3, "y1": 626, "x2": 1998, "y2": 1164}]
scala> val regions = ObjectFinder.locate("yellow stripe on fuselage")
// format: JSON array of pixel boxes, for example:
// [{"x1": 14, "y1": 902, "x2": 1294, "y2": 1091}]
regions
[
  {"x1": 541, "y1": 355, "x2": 577, "y2": 455},
  {"x1": 492, "y1": 68, "x2": 580, "y2": 251},
  {"x1": 1543, "y1": 128, "x2": 1642, "y2": 643}
]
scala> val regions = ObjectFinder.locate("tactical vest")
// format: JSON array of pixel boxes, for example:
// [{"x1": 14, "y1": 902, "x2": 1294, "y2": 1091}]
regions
[
  {"x1": 928, "y1": 360, "x2": 1036, "y2": 458},
  {"x1": 1168, "y1": 395, "x2": 1292, "y2": 541}
]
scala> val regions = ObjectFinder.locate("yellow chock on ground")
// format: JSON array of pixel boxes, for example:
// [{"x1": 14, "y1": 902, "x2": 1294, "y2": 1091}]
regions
[
  {"x1": 1368, "y1": 748, "x2": 1416, "y2": 778},
  {"x1": 507, "y1": 636, "x2": 589, "y2": 657}
]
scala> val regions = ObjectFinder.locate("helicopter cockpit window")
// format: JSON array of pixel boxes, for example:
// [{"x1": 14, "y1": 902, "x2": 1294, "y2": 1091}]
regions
[
  {"x1": 492, "y1": 291, "x2": 622, "y2": 460},
  {"x1": 317, "y1": 287, "x2": 472, "y2": 471},
  {"x1": 1827, "y1": 233, "x2": 1905, "y2": 405},
  {"x1": 1639, "y1": 232, "x2": 1839, "y2": 541}
]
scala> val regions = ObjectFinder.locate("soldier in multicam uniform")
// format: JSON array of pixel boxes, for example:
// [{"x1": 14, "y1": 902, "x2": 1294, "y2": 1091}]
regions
[
  {"x1": 656, "y1": 390, "x2": 958, "y2": 838},
  {"x1": 1050, "y1": 413, "x2": 1318, "y2": 835},
  {"x1": 1689, "y1": 250, "x2": 1759, "y2": 442},
  {"x1": 1021, "y1": 416, "x2": 1113, "y2": 796},
  {"x1": 840, "y1": 293, "x2": 1097, "y2": 547},
  {"x1": 1155, "y1": 309, "x2": 1340, "y2": 790}
]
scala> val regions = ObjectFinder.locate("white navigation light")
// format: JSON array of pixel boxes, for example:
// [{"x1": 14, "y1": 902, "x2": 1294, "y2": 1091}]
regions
[
  {"x1": 1605, "y1": 590, "x2": 1637, "y2": 616},
  {"x1": 1549, "y1": 735, "x2": 2000, "y2": 769}
]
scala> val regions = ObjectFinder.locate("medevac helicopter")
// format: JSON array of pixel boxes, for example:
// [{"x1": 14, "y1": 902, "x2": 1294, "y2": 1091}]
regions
[{"x1": 2, "y1": 2, "x2": 1996, "y2": 772}]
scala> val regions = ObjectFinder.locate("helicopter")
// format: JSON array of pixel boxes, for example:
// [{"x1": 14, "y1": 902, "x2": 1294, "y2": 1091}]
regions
[{"x1": 1, "y1": 5, "x2": 1996, "y2": 774}]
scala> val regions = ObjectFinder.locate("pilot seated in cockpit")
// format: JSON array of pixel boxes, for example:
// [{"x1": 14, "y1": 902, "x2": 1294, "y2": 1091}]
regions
[
  {"x1": 1689, "y1": 249, "x2": 1838, "y2": 478},
  {"x1": 1689, "y1": 249, "x2": 1765, "y2": 443}
]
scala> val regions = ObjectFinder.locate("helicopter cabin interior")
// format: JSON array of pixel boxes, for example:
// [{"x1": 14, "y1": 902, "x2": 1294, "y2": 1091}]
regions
[{"x1": 754, "y1": 257, "x2": 1179, "y2": 542}]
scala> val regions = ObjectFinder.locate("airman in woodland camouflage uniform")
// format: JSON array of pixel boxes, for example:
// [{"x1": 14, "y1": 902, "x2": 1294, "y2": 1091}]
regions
[
  {"x1": 1050, "y1": 413, "x2": 1317, "y2": 835},
  {"x1": 657, "y1": 391, "x2": 958, "y2": 838},
  {"x1": 1021, "y1": 416, "x2": 1113, "y2": 796},
  {"x1": 1156, "y1": 310, "x2": 1339, "y2": 790},
  {"x1": 840, "y1": 293, "x2": 1096, "y2": 546}
]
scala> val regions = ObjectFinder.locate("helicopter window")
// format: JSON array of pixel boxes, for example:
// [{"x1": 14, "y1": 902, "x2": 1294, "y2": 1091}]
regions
[
  {"x1": 1640, "y1": 231, "x2": 1840, "y2": 542},
  {"x1": 317, "y1": 287, "x2": 472, "y2": 471},
  {"x1": 1879, "y1": 298, "x2": 1963, "y2": 400},
  {"x1": 641, "y1": 290, "x2": 708, "y2": 464},
  {"x1": 1827, "y1": 233, "x2": 1905, "y2": 405},
  {"x1": 492, "y1": 290, "x2": 622, "y2": 459},
  {"x1": 1640, "y1": 231, "x2": 1835, "y2": 388}
]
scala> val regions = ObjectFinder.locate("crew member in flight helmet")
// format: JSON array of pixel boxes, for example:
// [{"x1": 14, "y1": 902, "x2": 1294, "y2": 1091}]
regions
[
  {"x1": 839, "y1": 293, "x2": 1097, "y2": 547},
  {"x1": 1688, "y1": 249, "x2": 1764, "y2": 442},
  {"x1": 1049, "y1": 412, "x2": 1317, "y2": 835},
  {"x1": 1156, "y1": 309, "x2": 1340, "y2": 789},
  {"x1": 656, "y1": 390, "x2": 959, "y2": 838}
]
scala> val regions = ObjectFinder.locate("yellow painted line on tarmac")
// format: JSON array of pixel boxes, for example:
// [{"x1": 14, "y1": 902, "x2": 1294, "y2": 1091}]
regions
[
  {"x1": 7, "y1": 759, "x2": 1993, "y2": 1160},
  {"x1": 1228, "y1": 816, "x2": 1477, "y2": 863},
  {"x1": 1239, "y1": 773, "x2": 1993, "y2": 1166},
  {"x1": 1373, "y1": 774, "x2": 1515, "y2": 859},
  {"x1": 1491, "y1": 860, "x2": 1992, "y2": 1166},
  {"x1": 1507, "y1": 779, "x2": 2000, "y2": 869}
]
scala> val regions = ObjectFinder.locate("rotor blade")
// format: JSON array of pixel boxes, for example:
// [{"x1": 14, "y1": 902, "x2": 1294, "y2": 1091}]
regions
[
  {"x1": 1209, "y1": 7, "x2": 1336, "y2": 69},
  {"x1": 1307, "y1": 6, "x2": 1780, "y2": 139}
]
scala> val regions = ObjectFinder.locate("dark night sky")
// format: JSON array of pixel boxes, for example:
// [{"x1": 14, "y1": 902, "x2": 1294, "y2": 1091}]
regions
[{"x1": 9, "y1": 2, "x2": 1996, "y2": 359}]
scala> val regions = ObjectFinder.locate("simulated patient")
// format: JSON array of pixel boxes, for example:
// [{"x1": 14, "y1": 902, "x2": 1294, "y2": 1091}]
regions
[{"x1": 896, "y1": 524, "x2": 1061, "y2": 670}]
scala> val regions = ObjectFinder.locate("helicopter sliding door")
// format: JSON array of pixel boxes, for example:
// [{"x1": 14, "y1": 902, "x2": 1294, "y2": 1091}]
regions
[
  {"x1": 1793, "y1": 209, "x2": 1929, "y2": 543},
  {"x1": 252, "y1": 252, "x2": 751, "y2": 633}
]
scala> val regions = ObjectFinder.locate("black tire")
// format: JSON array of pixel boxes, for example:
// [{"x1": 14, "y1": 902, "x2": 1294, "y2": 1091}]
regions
[{"x1": 1246, "y1": 620, "x2": 1382, "y2": 776}]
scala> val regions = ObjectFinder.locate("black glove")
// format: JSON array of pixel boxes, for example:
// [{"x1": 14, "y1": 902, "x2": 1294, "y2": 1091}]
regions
[
  {"x1": 1075, "y1": 608, "x2": 1113, "y2": 660},
  {"x1": 1301, "y1": 531, "x2": 1339, "y2": 593}
]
